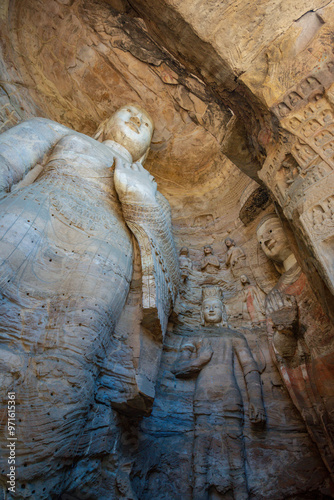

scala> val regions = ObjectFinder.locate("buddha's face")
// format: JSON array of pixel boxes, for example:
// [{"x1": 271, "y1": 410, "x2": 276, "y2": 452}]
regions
[
  {"x1": 202, "y1": 298, "x2": 223, "y2": 324},
  {"x1": 104, "y1": 105, "x2": 154, "y2": 161},
  {"x1": 257, "y1": 217, "x2": 291, "y2": 263}
]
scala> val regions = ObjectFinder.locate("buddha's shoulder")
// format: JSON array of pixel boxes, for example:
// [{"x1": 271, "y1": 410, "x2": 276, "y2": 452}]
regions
[{"x1": 55, "y1": 133, "x2": 116, "y2": 164}]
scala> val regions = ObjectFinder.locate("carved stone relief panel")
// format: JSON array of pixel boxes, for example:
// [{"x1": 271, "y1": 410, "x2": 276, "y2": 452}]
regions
[
  {"x1": 134, "y1": 240, "x2": 332, "y2": 499},
  {"x1": 258, "y1": 64, "x2": 334, "y2": 297}
]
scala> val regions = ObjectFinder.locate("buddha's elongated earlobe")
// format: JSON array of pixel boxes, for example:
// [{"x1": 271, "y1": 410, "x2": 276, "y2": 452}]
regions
[
  {"x1": 137, "y1": 147, "x2": 150, "y2": 165},
  {"x1": 200, "y1": 309, "x2": 205, "y2": 326}
]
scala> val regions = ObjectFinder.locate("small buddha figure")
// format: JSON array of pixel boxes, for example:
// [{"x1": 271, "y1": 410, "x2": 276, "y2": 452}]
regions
[
  {"x1": 200, "y1": 245, "x2": 220, "y2": 274},
  {"x1": 179, "y1": 247, "x2": 193, "y2": 281},
  {"x1": 327, "y1": 197, "x2": 334, "y2": 222},
  {"x1": 312, "y1": 206, "x2": 325, "y2": 231},
  {"x1": 224, "y1": 237, "x2": 246, "y2": 268},
  {"x1": 240, "y1": 274, "x2": 266, "y2": 325}
]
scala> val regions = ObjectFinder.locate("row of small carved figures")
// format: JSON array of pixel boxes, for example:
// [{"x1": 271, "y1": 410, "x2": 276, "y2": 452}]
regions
[
  {"x1": 312, "y1": 196, "x2": 334, "y2": 230},
  {"x1": 275, "y1": 62, "x2": 334, "y2": 118},
  {"x1": 267, "y1": 162, "x2": 328, "y2": 203},
  {"x1": 284, "y1": 165, "x2": 328, "y2": 196},
  {"x1": 179, "y1": 239, "x2": 246, "y2": 276}
]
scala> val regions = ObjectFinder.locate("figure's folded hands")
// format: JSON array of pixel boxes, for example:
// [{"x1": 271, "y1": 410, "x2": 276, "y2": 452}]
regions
[{"x1": 114, "y1": 157, "x2": 158, "y2": 206}]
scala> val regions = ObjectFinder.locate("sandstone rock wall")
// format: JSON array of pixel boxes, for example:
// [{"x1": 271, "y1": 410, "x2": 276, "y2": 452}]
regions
[{"x1": 0, "y1": 0, "x2": 334, "y2": 499}]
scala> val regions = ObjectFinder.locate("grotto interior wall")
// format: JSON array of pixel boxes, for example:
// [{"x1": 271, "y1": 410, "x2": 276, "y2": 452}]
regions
[{"x1": 1, "y1": 0, "x2": 334, "y2": 499}]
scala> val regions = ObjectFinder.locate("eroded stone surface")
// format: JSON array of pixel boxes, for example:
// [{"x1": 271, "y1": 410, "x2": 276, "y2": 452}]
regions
[
  {"x1": 1, "y1": 0, "x2": 334, "y2": 498},
  {"x1": 0, "y1": 106, "x2": 179, "y2": 497}
]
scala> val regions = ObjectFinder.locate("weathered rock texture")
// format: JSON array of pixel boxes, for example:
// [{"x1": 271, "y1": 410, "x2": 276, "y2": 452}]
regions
[{"x1": 0, "y1": 0, "x2": 334, "y2": 499}]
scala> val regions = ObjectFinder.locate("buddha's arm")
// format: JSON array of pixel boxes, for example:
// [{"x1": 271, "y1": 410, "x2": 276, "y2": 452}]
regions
[
  {"x1": 0, "y1": 118, "x2": 75, "y2": 194},
  {"x1": 114, "y1": 160, "x2": 180, "y2": 338},
  {"x1": 235, "y1": 335, "x2": 265, "y2": 423},
  {"x1": 172, "y1": 348, "x2": 212, "y2": 378}
]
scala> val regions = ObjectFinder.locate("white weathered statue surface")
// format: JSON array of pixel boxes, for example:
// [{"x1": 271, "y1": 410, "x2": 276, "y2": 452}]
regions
[{"x1": 0, "y1": 104, "x2": 179, "y2": 494}]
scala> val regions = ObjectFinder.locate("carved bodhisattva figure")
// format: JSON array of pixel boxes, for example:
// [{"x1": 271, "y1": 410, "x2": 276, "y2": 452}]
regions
[
  {"x1": 200, "y1": 245, "x2": 220, "y2": 274},
  {"x1": 240, "y1": 274, "x2": 266, "y2": 325},
  {"x1": 0, "y1": 105, "x2": 179, "y2": 494},
  {"x1": 179, "y1": 246, "x2": 193, "y2": 281},
  {"x1": 257, "y1": 213, "x2": 334, "y2": 479},
  {"x1": 172, "y1": 287, "x2": 265, "y2": 500},
  {"x1": 224, "y1": 237, "x2": 246, "y2": 269}
]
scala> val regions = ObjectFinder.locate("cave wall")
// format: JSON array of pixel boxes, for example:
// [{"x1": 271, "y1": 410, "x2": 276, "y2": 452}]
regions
[{"x1": 0, "y1": 0, "x2": 334, "y2": 499}]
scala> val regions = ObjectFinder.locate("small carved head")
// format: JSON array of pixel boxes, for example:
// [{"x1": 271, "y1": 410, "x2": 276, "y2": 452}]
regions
[
  {"x1": 224, "y1": 237, "x2": 235, "y2": 248},
  {"x1": 240, "y1": 274, "x2": 250, "y2": 286},
  {"x1": 181, "y1": 341, "x2": 196, "y2": 353},
  {"x1": 203, "y1": 245, "x2": 213, "y2": 256},
  {"x1": 180, "y1": 247, "x2": 189, "y2": 256},
  {"x1": 94, "y1": 104, "x2": 154, "y2": 162}
]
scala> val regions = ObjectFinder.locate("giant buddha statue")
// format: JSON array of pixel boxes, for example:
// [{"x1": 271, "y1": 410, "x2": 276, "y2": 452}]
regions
[{"x1": 0, "y1": 105, "x2": 179, "y2": 495}]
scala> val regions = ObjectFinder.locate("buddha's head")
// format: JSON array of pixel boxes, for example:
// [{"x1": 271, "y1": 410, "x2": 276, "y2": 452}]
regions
[
  {"x1": 202, "y1": 298, "x2": 223, "y2": 324},
  {"x1": 256, "y1": 214, "x2": 292, "y2": 264},
  {"x1": 256, "y1": 213, "x2": 300, "y2": 277},
  {"x1": 180, "y1": 247, "x2": 189, "y2": 257},
  {"x1": 201, "y1": 287, "x2": 224, "y2": 326},
  {"x1": 95, "y1": 104, "x2": 154, "y2": 162}
]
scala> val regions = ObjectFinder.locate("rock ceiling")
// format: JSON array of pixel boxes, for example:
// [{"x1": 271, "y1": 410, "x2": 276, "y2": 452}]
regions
[
  {"x1": 0, "y1": 0, "x2": 263, "y2": 248},
  {"x1": 2, "y1": 0, "x2": 334, "y2": 299}
]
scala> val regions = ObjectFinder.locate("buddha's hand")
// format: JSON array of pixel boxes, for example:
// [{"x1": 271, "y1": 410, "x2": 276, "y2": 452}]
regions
[
  {"x1": 265, "y1": 289, "x2": 298, "y2": 335},
  {"x1": 249, "y1": 402, "x2": 266, "y2": 425},
  {"x1": 114, "y1": 158, "x2": 158, "y2": 205},
  {"x1": 265, "y1": 289, "x2": 290, "y2": 315}
]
